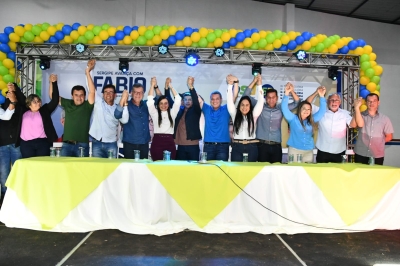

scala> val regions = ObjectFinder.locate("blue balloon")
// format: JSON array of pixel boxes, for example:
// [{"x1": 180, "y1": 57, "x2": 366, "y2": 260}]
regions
[
  {"x1": 229, "y1": 38, "x2": 237, "y2": 47},
  {"x1": 360, "y1": 85, "x2": 366, "y2": 91},
  {"x1": 184, "y1": 27, "x2": 193, "y2": 36},
  {"x1": 222, "y1": 42, "x2": 230, "y2": 49},
  {"x1": 167, "y1": 36, "x2": 177, "y2": 45},
  {"x1": 295, "y1": 36, "x2": 305, "y2": 45},
  {"x1": 348, "y1": 40, "x2": 357, "y2": 50},
  {"x1": 251, "y1": 28, "x2": 259, "y2": 34},
  {"x1": 360, "y1": 89, "x2": 369, "y2": 99},
  {"x1": 301, "y1": 32, "x2": 311, "y2": 41},
  {"x1": 102, "y1": 40, "x2": 108, "y2": 45},
  {"x1": 0, "y1": 33, "x2": 9, "y2": 44},
  {"x1": 48, "y1": 36, "x2": 58, "y2": 43},
  {"x1": 132, "y1": 26, "x2": 139, "y2": 31},
  {"x1": 340, "y1": 45, "x2": 349, "y2": 54},
  {"x1": 72, "y1": 23, "x2": 81, "y2": 30},
  {"x1": 278, "y1": 45, "x2": 288, "y2": 51},
  {"x1": 161, "y1": 40, "x2": 168, "y2": 46},
  {"x1": 287, "y1": 40, "x2": 297, "y2": 50},
  {"x1": 193, "y1": 28, "x2": 199, "y2": 32},
  {"x1": 17, "y1": 61, "x2": 22, "y2": 70},
  {"x1": 243, "y1": 29, "x2": 252, "y2": 38},
  {"x1": 7, "y1": 51, "x2": 16, "y2": 61},
  {"x1": 357, "y1": 39, "x2": 366, "y2": 47},
  {"x1": 4, "y1": 27, "x2": 14, "y2": 35},
  {"x1": 0, "y1": 95, "x2": 5, "y2": 105},
  {"x1": 236, "y1": 32, "x2": 245, "y2": 42},
  {"x1": 54, "y1": 31, "x2": 65, "y2": 41},
  {"x1": 123, "y1": 26, "x2": 132, "y2": 35},
  {"x1": 108, "y1": 36, "x2": 117, "y2": 45},
  {"x1": 62, "y1": 25, "x2": 73, "y2": 35},
  {"x1": 175, "y1": 30, "x2": 185, "y2": 41},
  {"x1": 115, "y1": 31, "x2": 125, "y2": 40},
  {"x1": 0, "y1": 44, "x2": 10, "y2": 53}
]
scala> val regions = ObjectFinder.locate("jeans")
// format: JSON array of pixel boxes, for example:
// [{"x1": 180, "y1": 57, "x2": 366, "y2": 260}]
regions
[
  {"x1": 0, "y1": 144, "x2": 22, "y2": 193},
  {"x1": 176, "y1": 145, "x2": 200, "y2": 161},
  {"x1": 231, "y1": 143, "x2": 258, "y2": 162},
  {"x1": 203, "y1": 143, "x2": 229, "y2": 161},
  {"x1": 123, "y1": 142, "x2": 149, "y2": 159},
  {"x1": 257, "y1": 143, "x2": 282, "y2": 163},
  {"x1": 91, "y1": 139, "x2": 118, "y2": 158},
  {"x1": 20, "y1": 138, "x2": 51, "y2": 158},
  {"x1": 60, "y1": 142, "x2": 90, "y2": 157}
]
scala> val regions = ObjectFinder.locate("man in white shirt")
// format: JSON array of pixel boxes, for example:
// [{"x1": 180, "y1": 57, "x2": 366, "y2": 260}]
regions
[
  {"x1": 307, "y1": 88, "x2": 363, "y2": 163},
  {"x1": 87, "y1": 59, "x2": 129, "y2": 158}
]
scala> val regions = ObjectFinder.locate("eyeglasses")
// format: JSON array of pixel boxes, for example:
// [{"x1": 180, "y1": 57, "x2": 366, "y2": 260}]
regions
[
  {"x1": 31, "y1": 100, "x2": 41, "y2": 104},
  {"x1": 329, "y1": 99, "x2": 340, "y2": 103},
  {"x1": 133, "y1": 91, "x2": 143, "y2": 95},
  {"x1": 367, "y1": 100, "x2": 378, "y2": 104}
]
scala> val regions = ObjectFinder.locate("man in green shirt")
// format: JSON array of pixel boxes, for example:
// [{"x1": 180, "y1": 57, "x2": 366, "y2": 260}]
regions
[{"x1": 49, "y1": 60, "x2": 95, "y2": 156}]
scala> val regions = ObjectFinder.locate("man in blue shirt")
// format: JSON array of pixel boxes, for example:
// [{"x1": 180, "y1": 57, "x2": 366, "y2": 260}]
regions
[{"x1": 114, "y1": 83, "x2": 150, "y2": 159}]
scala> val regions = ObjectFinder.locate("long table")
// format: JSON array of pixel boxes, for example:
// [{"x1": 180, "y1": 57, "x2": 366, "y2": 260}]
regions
[{"x1": 1, "y1": 157, "x2": 400, "y2": 236}]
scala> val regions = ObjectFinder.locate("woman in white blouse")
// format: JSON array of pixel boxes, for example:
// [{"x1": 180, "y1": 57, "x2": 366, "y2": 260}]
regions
[
  {"x1": 227, "y1": 74, "x2": 264, "y2": 162},
  {"x1": 147, "y1": 77, "x2": 181, "y2": 161}
]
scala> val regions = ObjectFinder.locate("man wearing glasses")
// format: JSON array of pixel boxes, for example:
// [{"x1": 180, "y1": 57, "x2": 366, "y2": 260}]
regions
[
  {"x1": 306, "y1": 87, "x2": 364, "y2": 163},
  {"x1": 353, "y1": 93, "x2": 393, "y2": 165}
]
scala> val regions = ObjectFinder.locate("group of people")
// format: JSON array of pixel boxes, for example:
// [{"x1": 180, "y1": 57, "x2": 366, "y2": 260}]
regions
[{"x1": 0, "y1": 59, "x2": 394, "y2": 198}]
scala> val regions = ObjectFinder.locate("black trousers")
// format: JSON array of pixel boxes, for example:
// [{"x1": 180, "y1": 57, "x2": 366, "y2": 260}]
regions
[
  {"x1": 355, "y1": 153, "x2": 384, "y2": 165},
  {"x1": 316, "y1": 149, "x2": 345, "y2": 163},
  {"x1": 257, "y1": 143, "x2": 282, "y2": 163}
]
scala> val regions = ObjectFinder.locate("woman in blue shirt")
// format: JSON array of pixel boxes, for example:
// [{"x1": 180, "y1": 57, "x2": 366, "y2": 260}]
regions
[{"x1": 281, "y1": 83, "x2": 326, "y2": 163}]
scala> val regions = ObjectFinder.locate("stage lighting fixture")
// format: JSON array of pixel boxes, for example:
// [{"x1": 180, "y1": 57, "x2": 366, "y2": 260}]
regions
[
  {"x1": 119, "y1": 59, "x2": 129, "y2": 73},
  {"x1": 158, "y1": 44, "x2": 169, "y2": 55},
  {"x1": 185, "y1": 50, "x2": 200, "y2": 66},
  {"x1": 214, "y1": 47, "x2": 225, "y2": 57},
  {"x1": 328, "y1": 66, "x2": 339, "y2": 81},
  {"x1": 39, "y1": 58, "x2": 50, "y2": 70},
  {"x1": 252, "y1": 63, "x2": 262, "y2": 76},
  {"x1": 75, "y1": 43, "x2": 87, "y2": 54},
  {"x1": 294, "y1": 50, "x2": 307, "y2": 61}
]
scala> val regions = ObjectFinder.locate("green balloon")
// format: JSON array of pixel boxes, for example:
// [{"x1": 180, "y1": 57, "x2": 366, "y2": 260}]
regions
[
  {"x1": 323, "y1": 38, "x2": 332, "y2": 48},
  {"x1": 137, "y1": 36, "x2": 146, "y2": 45},
  {"x1": 32, "y1": 25, "x2": 42, "y2": 36},
  {"x1": 132, "y1": 40, "x2": 138, "y2": 45},
  {"x1": 376, "y1": 84, "x2": 381, "y2": 91},
  {"x1": 73, "y1": 39, "x2": 79, "y2": 44},
  {"x1": 84, "y1": 30, "x2": 95, "y2": 40},
  {"x1": 102, "y1": 23, "x2": 110, "y2": 30},
  {"x1": 0, "y1": 62, "x2": 3, "y2": 67},
  {"x1": 162, "y1": 25, "x2": 169, "y2": 30},
  {"x1": 77, "y1": 36, "x2": 88, "y2": 44},
  {"x1": 258, "y1": 38, "x2": 267, "y2": 48},
  {"x1": 214, "y1": 29, "x2": 222, "y2": 38},
  {"x1": 365, "y1": 68, "x2": 375, "y2": 78},
  {"x1": 315, "y1": 43, "x2": 325, "y2": 52},
  {"x1": 3, "y1": 74, "x2": 14, "y2": 83},
  {"x1": 153, "y1": 25, "x2": 162, "y2": 35},
  {"x1": 281, "y1": 32, "x2": 286, "y2": 36},
  {"x1": 361, "y1": 61, "x2": 371, "y2": 71},
  {"x1": 198, "y1": 37, "x2": 208, "y2": 48},
  {"x1": 371, "y1": 76, "x2": 380, "y2": 85},
  {"x1": 360, "y1": 54, "x2": 370, "y2": 63},
  {"x1": 221, "y1": 29, "x2": 228, "y2": 32},
  {"x1": 93, "y1": 26, "x2": 102, "y2": 36},
  {"x1": 273, "y1": 30, "x2": 282, "y2": 39},
  {"x1": 266, "y1": 33, "x2": 275, "y2": 44},
  {"x1": 206, "y1": 32, "x2": 216, "y2": 43},
  {"x1": 333, "y1": 35, "x2": 340, "y2": 41},
  {"x1": 41, "y1": 23, "x2": 50, "y2": 30},
  {"x1": 250, "y1": 43, "x2": 259, "y2": 50},
  {"x1": 144, "y1": 30, "x2": 154, "y2": 40},
  {"x1": 309, "y1": 47, "x2": 316, "y2": 53},
  {"x1": 191, "y1": 42, "x2": 199, "y2": 48},
  {"x1": 20, "y1": 37, "x2": 27, "y2": 43},
  {"x1": 0, "y1": 66, "x2": 8, "y2": 76},
  {"x1": 23, "y1": 31, "x2": 35, "y2": 42}
]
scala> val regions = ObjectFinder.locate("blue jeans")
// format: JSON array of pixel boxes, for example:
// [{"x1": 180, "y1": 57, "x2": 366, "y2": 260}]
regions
[
  {"x1": 0, "y1": 144, "x2": 22, "y2": 193},
  {"x1": 60, "y1": 142, "x2": 90, "y2": 157},
  {"x1": 231, "y1": 143, "x2": 258, "y2": 162},
  {"x1": 91, "y1": 139, "x2": 117, "y2": 158},
  {"x1": 176, "y1": 145, "x2": 200, "y2": 161},
  {"x1": 203, "y1": 143, "x2": 229, "y2": 161}
]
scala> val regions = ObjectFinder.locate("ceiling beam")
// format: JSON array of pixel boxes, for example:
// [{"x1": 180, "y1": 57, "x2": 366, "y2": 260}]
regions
[
  {"x1": 348, "y1": 0, "x2": 369, "y2": 16},
  {"x1": 392, "y1": 14, "x2": 400, "y2": 23},
  {"x1": 307, "y1": 0, "x2": 316, "y2": 9}
]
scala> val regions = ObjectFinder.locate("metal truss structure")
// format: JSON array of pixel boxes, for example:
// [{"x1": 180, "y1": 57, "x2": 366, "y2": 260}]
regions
[{"x1": 16, "y1": 43, "x2": 360, "y2": 151}]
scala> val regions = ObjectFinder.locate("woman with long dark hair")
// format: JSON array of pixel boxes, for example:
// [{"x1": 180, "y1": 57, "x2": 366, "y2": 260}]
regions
[
  {"x1": 147, "y1": 77, "x2": 181, "y2": 160},
  {"x1": 227, "y1": 74, "x2": 264, "y2": 162},
  {"x1": 281, "y1": 82, "x2": 326, "y2": 163}
]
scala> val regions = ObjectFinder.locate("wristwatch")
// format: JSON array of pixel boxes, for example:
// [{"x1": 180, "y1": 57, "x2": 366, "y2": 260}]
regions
[
  {"x1": 154, "y1": 85, "x2": 159, "y2": 89},
  {"x1": 233, "y1": 80, "x2": 239, "y2": 83},
  {"x1": 10, "y1": 102, "x2": 17, "y2": 105}
]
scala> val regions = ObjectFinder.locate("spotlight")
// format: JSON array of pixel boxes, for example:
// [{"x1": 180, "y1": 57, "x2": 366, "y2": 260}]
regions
[
  {"x1": 328, "y1": 66, "x2": 339, "y2": 81},
  {"x1": 294, "y1": 50, "x2": 307, "y2": 61},
  {"x1": 214, "y1": 47, "x2": 225, "y2": 57},
  {"x1": 119, "y1": 59, "x2": 129, "y2": 73},
  {"x1": 185, "y1": 50, "x2": 199, "y2": 66},
  {"x1": 252, "y1": 63, "x2": 262, "y2": 76},
  {"x1": 158, "y1": 44, "x2": 169, "y2": 55},
  {"x1": 75, "y1": 43, "x2": 87, "y2": 53},
  {"x1": 39, "y1": 57, "x2": 50, "y2": 70}
]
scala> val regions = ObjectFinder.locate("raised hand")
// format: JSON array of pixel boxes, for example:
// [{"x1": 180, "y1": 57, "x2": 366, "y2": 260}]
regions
[
  {"x1": 6, "y1": 90, "x2": 16, "y2": 102},
  {"x1": 7, "y1": 82, "x2": 15, "y2": 92},
  {"x1": 187, "y1": 76, "x2": 194, "y2": 88},
  {"x1": 317, "y1": 86, "x2": 326, "y2": 97},
  {"x1": 165, "y1": 77, "x2": 172, "y2": 89},
  {"x1": 353, "y1": 97, "x2": 363, "y2": 109},
  {"x1": 150, "y1": 77, "x2": 157, "y2": 87},
  {"x1": 284, "y1": 82, "x2": 292, "y2": 95},
  {"x1": 49, "y1": 74, "x2": 57, "y2": 82},
  {"x1": 86, "y1": 59, "x2": 96, "y2": 72}
]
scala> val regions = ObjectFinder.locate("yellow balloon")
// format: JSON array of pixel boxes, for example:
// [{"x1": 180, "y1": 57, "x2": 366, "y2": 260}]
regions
[
  {"x1": 251, "y1": 33, "x2": 260, "y2": 43},
  {"x1": 335, "y1": 39, "x2": 344, "y2": 49},
  {"x1": 9, "y1": 68, "x2": 15, "y2": 76},
  {"x1": 160, "y1": 30, "x2": 169, "y2": 40},
  {"x1": 259, "y1": 30, "x2": 267, "y2": 38},
  {"x1": 328, "y1": 44, "x2": 338, "y2": 54},
  {"x1": 363, "y1": 45, "x2": 373, "y2": 54},
  {"x1": 177, "y1": 26, "x2": 184, "y2": 31},
  {"x1": 56, "y1": 23, "x2": 64, "y2": 31},
  {"x1": 99, "y1": 30, "x2": 109, "y2": 41},
  {"x1": 323, "y1": 48, "x2": 329, "y2": 53},
  {"x1": 229, "y1": 28, "x2": 237, "y2": 38},
  {"x1": 152, "y1": 35, "x2": 162, "y2": 45},
  {"x1": 362, "y1": 99, "x2": 366, "y2": 105},
  {"x1": 130, "y1": 30, "x2": 139, "y2": 40},
  {"x1": 273, "y1": 39, "x2": 282, "y2": 49},
  {"x1": 214, "y1": 38, "x2": 223, "y2": 47},
  {"x1": 14, "y1": 25, "x2": 25, "y2": 37},
  {"x1": 47, "y1": 26, "x2": 57, "y2": 36},
  {"x1": 24, "y1": 24, "x2": 33, "y2": 31},
  {"x1": 87, "y1": 40, "x2": 93, "y2": 44},
  {"x1": 1, "y1": 88, "x2": 7, "y2": 96},
  {"x1": 287, "y1": 31, "x2": 297, "y2": 40},
  {"x1": 8, "y1": 42, "x2": 17, "y2": 51},
  {"x1": 93, "y1": 36, "x2": 102, "y2": 44},
  {"x1": 0, "y1": 81, "x2": 6, "y2": 90},
  {"x1": 40, "y1": 31, "x2": 50, "y2": 41},
  {"x1": 123, "y1": 36, "x2": 132, "y2": 45},
  {"x1": 342, "y1": 37, "x2": 349, "y2": 45},
  {"x1": 138, "y1": 26, "x2": 147, "y2": 36},
  {"x1": 182, "y1": 36, "x2": 192, "y2": 47},
  {"x1": 369, "y1": 61, "x2": 377, "y2": 67},
  {"x1": 281, "y1": 35, "x2": 290, "y2": 45},
  {"x1": 316, "y1": 34, "x2": 326, "y2": 42},
  {"x1": 147, "y1": 25, "x2": 154, "y2": 30},
  {"x1": 108, "y1": 27, "x2": 117, "y2": 36},
  {"x1": 70, "y1": 30, "x2": 79, "y2": 40},
  {"x1": 265, "y1": 43, "x2": 274, "y2": 50},
  {"x1": 87, "y1": 24, "x2": 95, "y2": 30},
  {"x1": 243, "y1": 38, "x2": 253, "y2": 48},
  {"x1": 221, "y1": 32, "x2": 230, "y2": 42},
  {"x1": 354, "y1": 47, "x2": 364, "y2": 56},
  {"x1": 371, "y1": 90, "x2": 380, "y2": 97},
  {"x1": 207, "y1": 42, "x2": 214, "y2": 48},
  {"x1": 175, "y1": 40, "x2": 183, "y2": 47},
  {"x1": 309, "y1": 37, "x2": 318, "y2": 47},
  {"x1": 191, "y1": 32, "x2": 200, "y2": 42},
  {"x1": 64, "y1": 36, "x2": 73, "y2": 44},
  {"x1": 367, "y1": 82, "x2": 376, "y2": 91},
  {"x1": 146, "y1": 40, "x2": 154, "y2": 46},
  {"x1": 9, "y1": 33, "x2": 20, "y2": 43},
  {"x1": 33, "y1": 36, "x2": 44, "y2": 43},
  {"x1": 199, "y1": 27, "x2": 208, "y2": 38},
  {"x1": 0, "y1": 52, "x2": 6, "y2": 61},
  {"x1": 116, "y1": 25, "x2": 123, "y2": 31},
  {"x1": 369, "y1": 52, "x2": 377, "y2": 61},
  {"x1": 78, "y1": 26, "x2": 87, "y2": 35},
  {"x1": 360, "y1": 104, "x2": 367, "y2": 112},
  {"x1": 235, "y1": 42, "x2": 244, "y2": 49},
  {"x1": 118, "y1": 40, "x2": 124, "y2": 45},
  {"x1": 373, "y1": 65, "x2": 383, "y2": 75},
  {"x1": 360, "y1": 70, "x2": 365, "y2": 76},
  {"x1": 360, "y1": 76, "x2": 370, "y2": 85},
  {"x1": 168, "y1": 25, "x2": 177, "y2": 35},
  {"x1": 302, "y1": 41, "x2": 311, "y2": 51}
]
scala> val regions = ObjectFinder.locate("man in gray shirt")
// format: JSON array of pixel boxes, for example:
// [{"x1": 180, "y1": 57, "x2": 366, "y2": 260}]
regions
[
  {"x1": 352, "y1": 93, "x2": 393, "y2": 165},
  {"x1": 243, "y1": 76, "x2": 300, "y2": 163}
]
